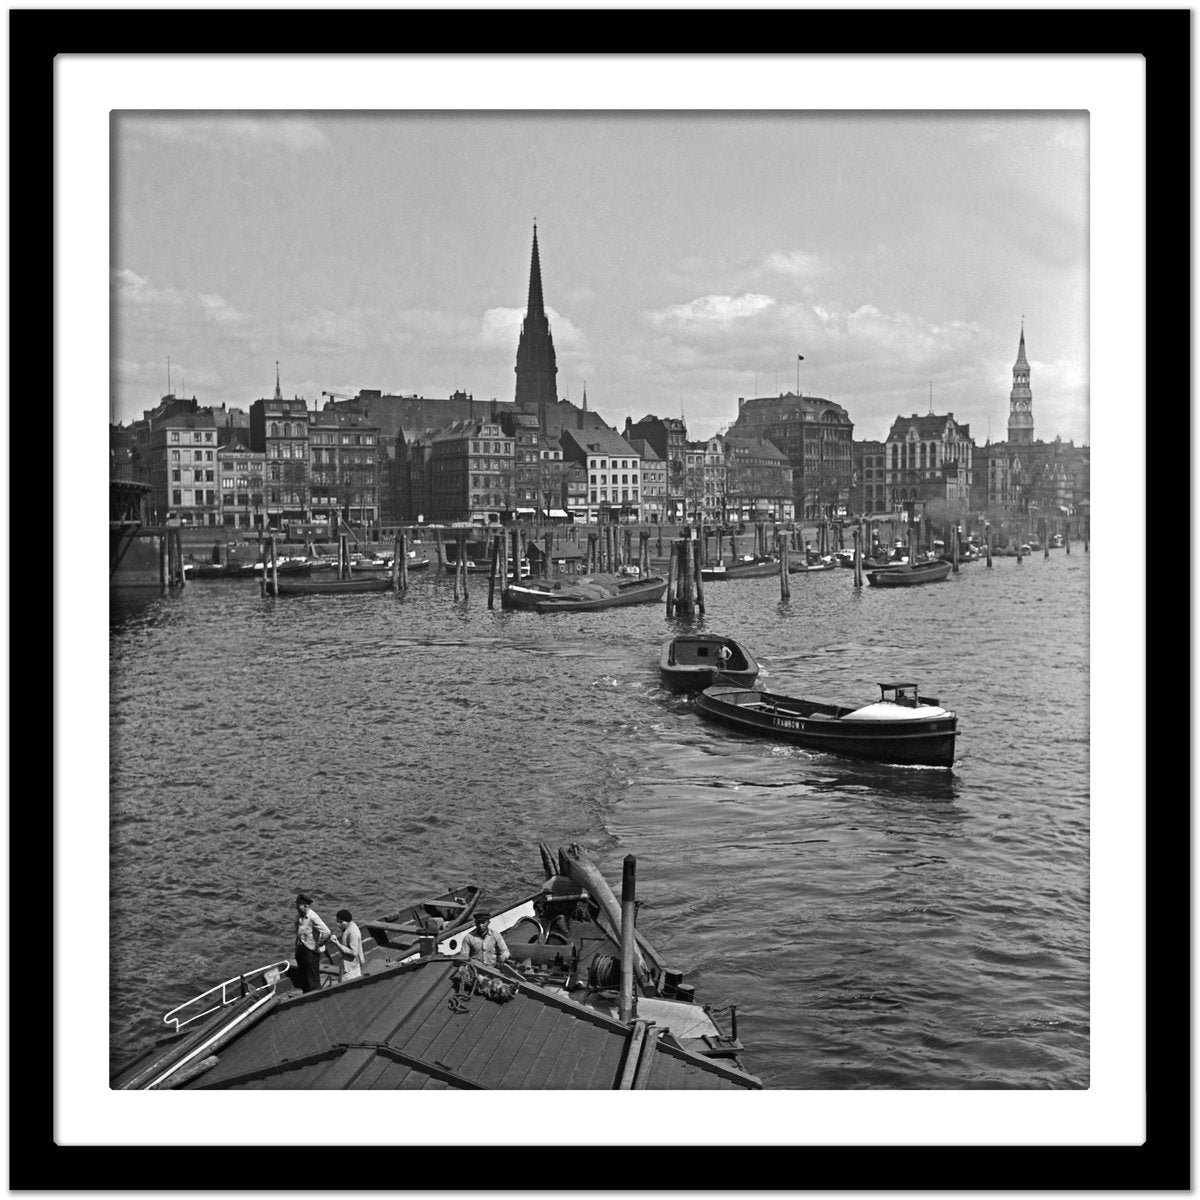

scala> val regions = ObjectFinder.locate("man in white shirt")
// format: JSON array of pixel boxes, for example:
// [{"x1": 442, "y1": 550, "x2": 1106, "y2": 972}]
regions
[{"x1": 293, "y1": 893, "x2": 331, "y2": 992}]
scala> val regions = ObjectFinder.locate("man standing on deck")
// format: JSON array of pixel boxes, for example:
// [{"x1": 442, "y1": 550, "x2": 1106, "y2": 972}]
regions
[
  {"x1": 293, "y1": 893, "x2": 332, "y2": 992},
  {"x1": 455, "y1": 911, "x2": 511, "y2": 969}
]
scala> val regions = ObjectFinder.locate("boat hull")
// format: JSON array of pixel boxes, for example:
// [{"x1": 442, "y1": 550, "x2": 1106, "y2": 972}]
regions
[
  {"x1": 704, "y1": 558, "x2": 779, "y2": 580},
  {"x1": 695, "y1": 686, "x2": 957, "y2": 767},
  {"x1": 532, "y1": 577, "x2": 667, "y2": 613},
  {"x1": 267, "y1": 577, "x2": 395, "y2": 596},
  {"x1": 659, "y1": 635, "x2": 759, "y2": 691},
  {"x1": 866, "y1": 561, "x2": 952, "y2": 587}
]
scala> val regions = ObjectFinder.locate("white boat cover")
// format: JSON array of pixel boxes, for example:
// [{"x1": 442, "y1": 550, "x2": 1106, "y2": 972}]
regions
[{"x1": 841, "y1": 702, "x2": 949, "y2": 721}]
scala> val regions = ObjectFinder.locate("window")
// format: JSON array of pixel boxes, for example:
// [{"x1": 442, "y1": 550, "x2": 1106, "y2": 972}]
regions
[
  {"x1": 172, "y1": 469, "x2": 181, "y2": 482},
  {"x1": 172, "y1": 490, "x2": 182, "y2": 505},
  {"x1": 170, "y1": 432, "x2": 179, "y2": 442},
  {"x1": 171, "y1": 450, "x2": 180, "y2": 462},
  {"x1": 205, "y1": 432, "x2": 213, "y2": 443},
  {"x1": 223, "y1": 493, "x2": 235, "y2": 505}
]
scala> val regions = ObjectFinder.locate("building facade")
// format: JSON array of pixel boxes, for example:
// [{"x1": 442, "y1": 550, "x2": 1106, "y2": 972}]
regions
[
  {"x1": 216, "y1": 440, "x2": 266, "y2": 529},
  {"x1": 721, "y1": 435, "x2": 794, "y2": 522},
  {"x1": 727, "y1": 392, "x2": 855, "y2": 520},
  {"x1": 624, "y1": 415, "x2": 689, "y2": 520},
  {"x1": 882, "y1": 412, "x2": 974, "y2": 515},
  {"x1": 560, "y1": 426, "x2": 641, "y2": 523}
]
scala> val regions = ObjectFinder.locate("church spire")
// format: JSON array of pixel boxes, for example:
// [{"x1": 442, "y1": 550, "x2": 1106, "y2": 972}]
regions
[
  {"x1": 274, "y1": 361, "x2": 282, "y2": 401},
  {"x1": 514, "y1": 222, "x2": 559, "y2": 410},
  {"x1": 1007, "y1": 319, "x2": 1034, "y2": 445}
]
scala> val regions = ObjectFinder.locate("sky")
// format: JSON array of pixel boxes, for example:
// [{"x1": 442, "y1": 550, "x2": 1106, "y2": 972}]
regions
[{"x1": 112, "y1": 110, "x2": 1089, "y2": 445}]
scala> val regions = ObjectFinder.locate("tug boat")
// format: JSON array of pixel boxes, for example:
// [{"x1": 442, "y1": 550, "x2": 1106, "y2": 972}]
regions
[{"x1": 695, "y1": 680, "x2": 957, "y2": 767}]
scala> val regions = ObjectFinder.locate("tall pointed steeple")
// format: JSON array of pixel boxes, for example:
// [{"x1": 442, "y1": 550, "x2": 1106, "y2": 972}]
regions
[
  {"x1": 1007, "y1": 320, "x2": 1034, "y2": 445},
  {"x1": 274, "y1": 361, "x2": 283, "y2": 402},
  {"x1": 514, "y1": 223, "x2": 559, "y2": 411}
]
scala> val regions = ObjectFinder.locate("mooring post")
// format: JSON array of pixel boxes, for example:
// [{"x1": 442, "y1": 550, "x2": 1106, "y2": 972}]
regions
[
  {"x1": 487, "y1": 534, "x2": 499, "y2": 608},
  {"x1": 985, "y1": 522, "x2": 993, "y2": 568},
  {"x1": 853, "y1": 526, "x2": 863, "y2": 588},
  {"x1": 434, "y1": 528, "x2": 444, "y2": 571},
  {"x1": 159, "y1": 533, "x2": 168, "y2": 592},
  {"x1": 694, "y1": 537, "x2": 706, "y2": 614},
  {"x1": 270, "y1": 535, "x2": 279, "y2": 596},
  {"x1": 1065, "y1": 526, "x2": 1071, "y2": 555},
  {"x1": 624, "y1": 529, "x2": 633, "y2": 571},
  {"x1": 952, "y1": 524, "x2": 960, "y2": 573},
  {"x1": 779, "y1": 531, "x2": 791, "y2": 600},
  {"x1": 657, "y1": 525, "x2": 663, "y2": 558},
  {"x1": 544, "y1": 533, "x2": 553, "y2": 578},
  {"x1": 681, "y1": 531, "x2": 696, "y2": 616},
  {"x1": 392, "y1": 532, "x2": 401, "y2": 591},
  {"x1": 619, "y1": 855, "x2": 637, "y2": 1024},
  {"x1": 639, "y1": 531, "x2": 650, "y2": 577}
]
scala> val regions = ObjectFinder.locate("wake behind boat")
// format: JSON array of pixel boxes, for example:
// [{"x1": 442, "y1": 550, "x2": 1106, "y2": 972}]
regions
[{"x1": 695, "y1": 681, "x2": 958, "y2": 767}]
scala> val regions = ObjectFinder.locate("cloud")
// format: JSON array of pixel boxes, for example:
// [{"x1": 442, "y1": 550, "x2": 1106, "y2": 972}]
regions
[
  {"x1": 198, "y1": 293, "x2": 249, "y2": 325},
  {"x1": 283, "y1": 308, "x2": 379, "y2": 355},
  {"x1": 131, "y1": 116, "x2": 328, "y2": 152},
  {"x1": 761, "y1": 250, "x2": 832, "y2": 282},
  {"x1": 111, "y1": 268, "x2": 186, "y2": 306},
  {"x1": 645, "y1": 293, "x2": 776, "y2": 326},
  {"x1": 480, "y1": 306, "x2": 585, "y2": 350}
]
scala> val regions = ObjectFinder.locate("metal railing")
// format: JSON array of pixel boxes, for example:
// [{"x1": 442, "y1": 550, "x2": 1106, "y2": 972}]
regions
[{"x1": 162, "y1": 959, "x2": 291, "y2": 1033}]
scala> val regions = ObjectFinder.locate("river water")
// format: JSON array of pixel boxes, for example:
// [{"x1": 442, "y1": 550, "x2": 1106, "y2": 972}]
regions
[{"x1": 109, "y1": 549, "x2": 1089, "y2": 1088}]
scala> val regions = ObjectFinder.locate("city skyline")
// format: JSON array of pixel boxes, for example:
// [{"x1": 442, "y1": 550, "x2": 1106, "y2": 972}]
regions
[{"x1": 112, "y1": 111, "x2": 1089, "y2": 445}]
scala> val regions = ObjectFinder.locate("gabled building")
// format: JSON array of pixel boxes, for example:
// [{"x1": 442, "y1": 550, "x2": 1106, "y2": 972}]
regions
[
  {"x1": 560, "y1": 426, "x2": 641, "y2": 523},
  {"x1": 309, "y1": 406, "x2": 381, "y2": 527},
  {"x1": 624, "y1": 434, "x2": 667, "y2": 524},
  {"x1": 882, "y1": 412, "x2": 973, "y2": 513}
]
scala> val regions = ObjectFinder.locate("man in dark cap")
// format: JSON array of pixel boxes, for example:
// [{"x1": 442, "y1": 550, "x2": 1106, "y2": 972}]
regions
[
  {"x1": 455, "y1": 910, "x2": 511, "y2": 968},
  {"x1": 292, "y1": 893, "x2": 332, "y2": 992}
]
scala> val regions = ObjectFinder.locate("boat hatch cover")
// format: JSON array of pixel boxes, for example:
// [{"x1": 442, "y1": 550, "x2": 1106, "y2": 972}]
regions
[{"x1": 843, "y1": 701, "x2": 949, "y2": 721}]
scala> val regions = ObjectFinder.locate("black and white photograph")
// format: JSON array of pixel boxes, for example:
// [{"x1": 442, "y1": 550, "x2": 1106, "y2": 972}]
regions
[{"x1": 35, "y1": 22, "x2": 1171, "y2": 1175}]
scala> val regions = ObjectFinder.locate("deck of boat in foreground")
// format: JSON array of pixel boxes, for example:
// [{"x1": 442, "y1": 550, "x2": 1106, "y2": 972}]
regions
[{"x1": 166, "y1": 956, "x2": 759, "y2": 1090}]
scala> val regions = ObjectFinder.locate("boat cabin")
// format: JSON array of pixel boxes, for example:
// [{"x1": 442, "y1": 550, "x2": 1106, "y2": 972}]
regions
[{"x1": 878, "y1": 682, "x2": 924, "y2": 707}]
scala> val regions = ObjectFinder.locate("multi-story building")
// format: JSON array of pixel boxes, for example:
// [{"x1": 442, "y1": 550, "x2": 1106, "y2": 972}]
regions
[
  {"x1": 422, "y1": 419, "x2": 515, "y2": 523},
  {"x1": 727, "y1": 392, "x2": 855, "y2": 520},
  {"x1": 216, "y1": 441, "x2": 266, "y2": 530},
  {"x1": 560, "y1": 425, "x2": 641, "y2": 523},
  {"x1": 625, "y1": 414, "x2": 688, "y2": 520},
  {"x1": 680, "y1": 438, "x2": 726, "y2": 525},
  {"x1": 852, "y1": 439, "x2": 888, "y2": 515},
  {"x1": 721, "y1": 434, "x2": 793, "y2": 522},
  {"x1": 624, "y1": 434, "x2": 667, "y2": 523},
  {"x1": 151, "y1": 402, "x2": 221, "y2": 526},
  {"x1": 249, "y1": 373, "x2": 311, "y2": 528},
  {"x1": 882, "y1": 412, "x2": 974, "y2": 515},
  {"x1": 535, "y1": 435, "x2": 569, "y2": 519},
  {"x1": 500, "y1": 410, "x2": 544, "y2": 512},
  {"x1": 308, "y1": 406, "x2": 381, "y2": 527}
]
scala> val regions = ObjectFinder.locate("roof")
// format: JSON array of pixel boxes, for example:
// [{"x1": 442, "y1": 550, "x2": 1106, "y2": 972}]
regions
[
  {"x1": 561, "y1": 426, "x2": 639, "y2": 460},
  {"x1": 179, "y1": 957, "x2": 759, "y2": 1091}
]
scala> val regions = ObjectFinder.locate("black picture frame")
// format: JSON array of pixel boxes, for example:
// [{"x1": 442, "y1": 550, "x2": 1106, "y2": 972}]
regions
[{"x1": 22, "y1": 7, "x2": 1184, "y2": 1191}]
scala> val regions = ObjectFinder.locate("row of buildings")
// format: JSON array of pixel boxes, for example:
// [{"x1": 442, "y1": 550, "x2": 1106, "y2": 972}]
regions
[{"x1": 110, "y1": 228, "x2": 1088, "y2": 532}]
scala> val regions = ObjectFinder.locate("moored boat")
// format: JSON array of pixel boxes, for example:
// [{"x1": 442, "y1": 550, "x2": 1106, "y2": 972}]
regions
[
  {"x1": 866, "y1": 559, "x2": 952, "y2": 587},
  {"x1": 713, "y1": 555, "x2": 780, "y2": 580},
  {"x1": 695, "y1": 680, "x2": 958, "y2": 767},
  {"x1": 659, "y1": 634, "x2": 760, "y2": 691},
  {"x1": 504, "y1": 571, "x2": 667, "y2": 612},
  {"x1": 266, "y1": 576, "x2": 396, "y2": 596}
]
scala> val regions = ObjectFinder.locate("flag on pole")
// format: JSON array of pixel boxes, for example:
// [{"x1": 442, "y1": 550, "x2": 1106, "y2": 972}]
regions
[{"x1": 798, "y1": 355, "x2": 805, "y2": 361}]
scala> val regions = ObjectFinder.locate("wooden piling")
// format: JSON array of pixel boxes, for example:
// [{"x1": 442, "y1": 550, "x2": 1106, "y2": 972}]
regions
[
  {"x1": 665, "y1": 541, "x2": 677, "y2": 617},
  {"x1": 453, "y1": 533, "x2": 463, "y2": 599},
  {"x1": 952, "y1": 525, "x2": 960, "y2": 574},
  {"x1": 639, "y1": 531, "x2": 650, "y2": 577},
  {"x1": 270, "y1": 535, "x2": 279, "y2": 596},
  {"x1": 434, "y1": 528, "x2": 444, "y2": 571},
  {"x1": 985, "y1": 522, "x2": 993, "y2": 568},
  {"x1": 682, "y1": 533, "x2": 696, "y2": 616},
  {"x1": 779, "y1": 532, "x2": 790, "y2": 600},
  {"x1": 544, "y1": 533, "x2": 553, "y2": 578},
  {"x1": 619, "y1": 855, "x2": 637, "y2": 1024},
  {"x1": 657, "y1": 526, "x2": 663, "y2": 558},
  {"x1": 693, "y1": 538, "x2": 705, "y2": 615},
  {"x1": 853, "y1": 526, "x2": 863, "y2": 588},
  {"x1": 392, "y1": 533, "x2": 401, "y2": 592},
  {"x1": 1065, "y1": 527, "x2": 1071, "y2": 555},
  {"x1": 624, "y1": 529, "x2": 632, "y2": 571},
  {"x1": 487, "y1": 534, "x2": 499, "y2": 608},
  {"x1": 159, "y1": 534, "x2": 168, "y2": 591}
]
